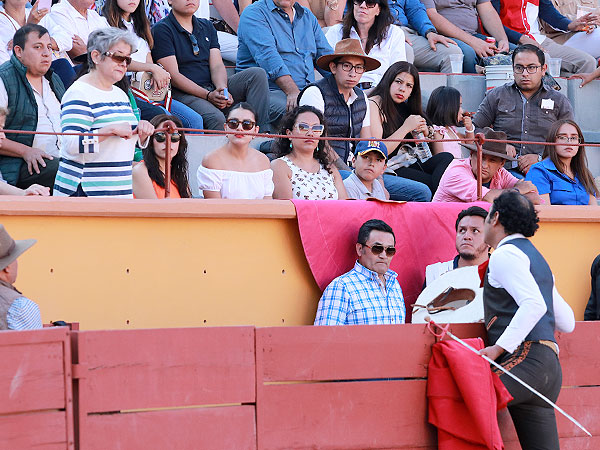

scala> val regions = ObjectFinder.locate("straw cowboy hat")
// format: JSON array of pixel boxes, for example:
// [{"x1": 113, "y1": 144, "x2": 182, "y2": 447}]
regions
[
  {"x1": 460, "y1": 127, "x2": 517, "y2": 162},
  {"x1": 316, "y1": 39, "x2": 381, "y2": 73},
  {"x1": 0, "y1": 225, "x2": 36, "y2": 271}
]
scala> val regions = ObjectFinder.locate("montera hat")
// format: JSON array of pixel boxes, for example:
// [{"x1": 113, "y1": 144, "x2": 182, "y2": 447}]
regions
[
  {"x1": 460, "y1": 127, "x2": 517, "y2": 161},
  {"x1": 316, "y1": 39, "x2": 381, "y2": 73},
  {"x1": 354, "y1": 139, "x2": 388, "y2": 159},
  {"x1": 0, "y1": 225, "x2": 36, "y2": 271}
]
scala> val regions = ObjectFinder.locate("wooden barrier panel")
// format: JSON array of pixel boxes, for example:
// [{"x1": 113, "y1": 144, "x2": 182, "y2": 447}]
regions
[
  {"x1": 0, "y1": 327, "x2": 74, "y2": 450},
  {"x1": 74, "y1": 327, "x2": 256, "y2": 450}
]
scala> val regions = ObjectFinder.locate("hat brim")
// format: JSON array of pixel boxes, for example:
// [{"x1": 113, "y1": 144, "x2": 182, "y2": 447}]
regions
[
  {"x1": 355, "y1": 148, "x2": 387, "y2": 160},
  {"x1": 461, "y1": 143, "x2": 517, "y2": 162},
  {"x1": 316, "y1": 53, "x2": 381, "y2": 73},
  {"x1": 0, "y1": 239, "x2": 36, "y2": 271}
]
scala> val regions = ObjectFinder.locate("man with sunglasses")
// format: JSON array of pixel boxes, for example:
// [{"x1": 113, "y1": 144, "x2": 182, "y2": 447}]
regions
[
  {"x1": 0, "y1": 24, "x2": 64, "y2": 191},
  {"x1": 151, "y1": 0, "x2": 270, "y2": 131},
  {"x1": 472, "y1": 44, "x2": 573, "y2": 178},
  {"x1": 315, "y1": 219, "x2": 405, "y2": 326}
]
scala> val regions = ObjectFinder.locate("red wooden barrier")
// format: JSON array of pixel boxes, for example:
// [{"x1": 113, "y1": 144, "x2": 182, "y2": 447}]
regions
[
  {"x1": 0, "y1": 327, "x2": 74, "y2": 450},
  {"x1": 73, "y1": 327, "x2": 256, "y2": 450}
]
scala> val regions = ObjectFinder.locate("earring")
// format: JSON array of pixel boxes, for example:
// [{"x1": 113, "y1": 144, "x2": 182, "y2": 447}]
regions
[{"x1": 289, "y1": 141, "x2": 293, "y2": 149}]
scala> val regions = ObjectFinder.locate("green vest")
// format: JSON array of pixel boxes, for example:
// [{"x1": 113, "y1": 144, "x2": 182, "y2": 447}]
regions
[{"x1": 0, "y1": 55, "x2": 66, "y2": 185}]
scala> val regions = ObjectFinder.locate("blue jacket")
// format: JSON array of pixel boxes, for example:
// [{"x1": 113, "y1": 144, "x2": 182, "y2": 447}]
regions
[{"x1": 388, "y1": 0, "x2": 437, "y2": 37}]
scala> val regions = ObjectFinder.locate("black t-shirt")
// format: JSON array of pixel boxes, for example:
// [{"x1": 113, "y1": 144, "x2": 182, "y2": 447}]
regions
[{"x1": 151, "y1": 12, "x2": 220, "y2": 88}]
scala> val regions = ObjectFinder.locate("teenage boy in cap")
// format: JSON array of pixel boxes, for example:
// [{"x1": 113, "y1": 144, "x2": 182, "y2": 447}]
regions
[
  {"x1": 344, "y1": 139, "x2": 389, "y2": 200},
  {"x1": 0, "y1": 225, "x2": 42, "y2": 330},
  {"x1": 433, "y1": 127, "x2": 540, "y2": 204},
  {"x1": 298, "y1": 38, "x2": 380, "y2": 166}
]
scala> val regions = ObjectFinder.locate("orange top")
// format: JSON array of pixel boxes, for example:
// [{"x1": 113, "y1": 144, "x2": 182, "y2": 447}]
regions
[{"x1": 152, "y1": 180, "x2": 181, "y2": 199}]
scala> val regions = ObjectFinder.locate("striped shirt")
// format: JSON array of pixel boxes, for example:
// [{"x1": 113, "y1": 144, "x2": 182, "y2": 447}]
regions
[
  {"x1": 54, "y1": 80, "x2": 139, "y2": 198},
  {"x1": 314, "y1": 261, "x2": 406, "y2": 325},
  {"x1": 7, "y1": 297, "x2": 43, "y2": 330}
]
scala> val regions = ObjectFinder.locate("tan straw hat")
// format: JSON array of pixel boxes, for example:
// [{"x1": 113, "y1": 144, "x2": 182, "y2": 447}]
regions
[
  {"x1": 0, "y1": 225, "x2": 36, "y2": 271},
  {"x1": 461, "y1": 127, "x2": 517, "y2": 161},
  {"x1": 316, "y1": 38, "x2": 381, "y2": 73}
]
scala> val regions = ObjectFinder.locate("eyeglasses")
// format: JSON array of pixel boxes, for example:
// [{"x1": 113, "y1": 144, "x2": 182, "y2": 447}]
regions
[
  {"x1": 336, "y1": 61, "x2": 366, "y2": 74},
  {"x1": 513, "y1": 64, "x2": 541, "y2": 74},
  {"x1": 556, "y1": 135, "x2": 581, "y2": 144},
  {"x1": 353, "y1": 0, "x2": 379, "y2": 8},
  {"x1": 294, "y1": 123, "x2": 325, "y2": 135},
  {"x1": 103, "y1": 52, "x2": 132, "y2": 65},
  {"x1": 154, "y1": 132, "x2": 181, "y2": 143},
  {"x1": 361, "y1": 243, "x2": 397, "y2": 257},
  {"x1": 188, "y1": 34, "x2": 200, "y2": 56},
  {"x1": 226, "y1": 118, "x2": 256, "y2": 131}
]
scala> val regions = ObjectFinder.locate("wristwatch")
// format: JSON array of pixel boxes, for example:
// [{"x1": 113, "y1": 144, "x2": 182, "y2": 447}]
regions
[{"x1": 538, "y1": 154, "x2": 542, "y2": 162}]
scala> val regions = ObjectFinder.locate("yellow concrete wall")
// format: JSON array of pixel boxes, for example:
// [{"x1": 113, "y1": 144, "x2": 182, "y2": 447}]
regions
[{"x1": 1, "y1": 199, "x2": 599, "y2": 329}]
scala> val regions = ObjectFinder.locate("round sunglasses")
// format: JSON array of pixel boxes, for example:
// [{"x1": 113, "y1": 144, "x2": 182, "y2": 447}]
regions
[
  {"x1": 226, "y1": 118, "x2": 256, "y2": 131},
  {"x1": 154, "y1": 132, "x2": 181, "y2": 143}
]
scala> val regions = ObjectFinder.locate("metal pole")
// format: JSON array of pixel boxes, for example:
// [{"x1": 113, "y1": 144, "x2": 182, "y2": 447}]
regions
[
  {"x1": 164, "y1": 124, "x2": 173, "y2": 199},
  {"x1": 476, "y1": 133, "x2": 483, "y2": 201}
]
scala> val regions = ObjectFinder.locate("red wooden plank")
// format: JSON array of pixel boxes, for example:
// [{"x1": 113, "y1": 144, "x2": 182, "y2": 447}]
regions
[
  {"x1": 555, "y1": 386, "x2": 600, "y2": 437},
  {"x1": 76, "y1": 327, "x2": 255, "y2": 412},
  {"x1": 256, "y1": 380, "x2": 436, "y2": 449},
  {"x1": 0, "y1": 341, "x2": 66, "y2": 414},
  {"x1": 0, "y1": 327, "x2": 68, "y2": 345},
  {"x1": 0, "y1": 410, "x2": 68, "y2": 449},
  {"x1": 558, "y1": 321, "x2": 600, "y2": 386},
  {"x1": 83, "y1": 405, "x2": 256, "y2": 450},
  {"x1": 256, "y1": 324, "x2": 485, "y2": 382}
]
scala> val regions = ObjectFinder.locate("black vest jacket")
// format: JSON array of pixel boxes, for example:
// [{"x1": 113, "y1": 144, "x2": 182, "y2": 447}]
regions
[
  {"x1": 484, "y1": 238, "x2": 556, "y2": 345},
  {"x1": 298, "y1": 75, "x2": 366, "y2": 164}
]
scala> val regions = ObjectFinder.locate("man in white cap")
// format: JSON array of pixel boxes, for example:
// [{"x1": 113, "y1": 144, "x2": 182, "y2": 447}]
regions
[{"x1": 0, "y1": 225, "x2": 42, "y2": 330}]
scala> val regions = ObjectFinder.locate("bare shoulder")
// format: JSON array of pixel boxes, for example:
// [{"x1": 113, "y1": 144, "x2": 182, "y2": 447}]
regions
[
  {"x1": 251, "y1": 149, "x2": 272, "y2": 170},
  {"x1": 201, "y1": 146, "x2": 227, "y2": 169},
  {"x1": 132, "y1": 161, "x2": 149, "y2": 177}
]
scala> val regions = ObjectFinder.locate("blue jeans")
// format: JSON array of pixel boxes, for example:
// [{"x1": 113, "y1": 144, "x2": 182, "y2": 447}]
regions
[
  {"x1": 453, "y1": 34, "x2": 518, "y2": 73},
  {"x1": 135, "y1": 97, "x2": 204, "y2": 134},
  {"x1": 339, "y1": 170, "x2": 432, "y2": 202}
]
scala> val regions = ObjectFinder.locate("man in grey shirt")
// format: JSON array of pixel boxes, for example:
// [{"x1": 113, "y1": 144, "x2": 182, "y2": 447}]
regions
[
  {"x1": 422, "y1": 0, "x2": 511, "y2": 72},
  {"x1": 472, "y1": 44, "x2": 573, "y2": 178}
]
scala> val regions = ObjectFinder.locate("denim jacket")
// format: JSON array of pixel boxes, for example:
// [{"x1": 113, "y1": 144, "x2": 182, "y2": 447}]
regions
[{"x1": 388, "y1": 0, "x2": 437, "y2": 37}]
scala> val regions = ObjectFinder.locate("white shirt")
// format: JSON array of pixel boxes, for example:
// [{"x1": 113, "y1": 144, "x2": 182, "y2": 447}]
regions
[
  {"x1": 194, "y1": 0, "x2": 211, "y2": 19},
  {"x1": 48, "y1": 0, "x2": 109, "y2": 53},
  {"x1": 487, "y1": 234, "x2": 575, "y2": 353},
  {"x1": 325, "y1": 24, "x2": 407, "y2": 87},
  {"x1": 299, "y1": 85, "x2": 371, "y2": 129},
  {"x1": 0, "y1": 76, "x2": 62, "y2": 157},
  {"x1": 122, "y1": 19, "x2": 151, "y2": 64}
]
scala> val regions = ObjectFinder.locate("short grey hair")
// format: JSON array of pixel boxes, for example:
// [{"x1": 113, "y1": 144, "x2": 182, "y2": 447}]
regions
[{"x1": 87, "y1": 27, "x2": 137, "y2": 70}]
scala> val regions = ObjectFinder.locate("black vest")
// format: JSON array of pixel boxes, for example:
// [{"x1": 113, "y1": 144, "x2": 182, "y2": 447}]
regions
[
  {"x1": 484, "y1": 238, "x2": 556, "y2": 345},
  {"x1": 298, "y1": 75, "x2": 366, "y2": 164}
]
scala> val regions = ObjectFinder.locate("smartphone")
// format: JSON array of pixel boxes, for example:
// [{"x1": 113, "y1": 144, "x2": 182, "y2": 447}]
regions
[
  {"x1": 222, "y1": 87, "x2": 229, "y2": 100},
  {"x1": 37, "y1": 0, "x2": 52, "y2": 11}
]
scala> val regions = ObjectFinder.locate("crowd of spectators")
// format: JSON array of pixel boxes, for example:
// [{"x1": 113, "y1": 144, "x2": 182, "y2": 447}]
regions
[{"x1": 0, "y1": 0, "x2": 597, "y2": 203}]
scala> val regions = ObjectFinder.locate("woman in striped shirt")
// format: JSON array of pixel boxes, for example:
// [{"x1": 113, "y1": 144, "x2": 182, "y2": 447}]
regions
[{"x1": 53, "y1": 28, "x2": 154, "y2": 198}]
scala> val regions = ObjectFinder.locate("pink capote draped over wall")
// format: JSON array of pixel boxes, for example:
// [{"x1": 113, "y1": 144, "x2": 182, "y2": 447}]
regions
[{"x1": 291, "y1": 200, "x2": 490, "y2": 322}]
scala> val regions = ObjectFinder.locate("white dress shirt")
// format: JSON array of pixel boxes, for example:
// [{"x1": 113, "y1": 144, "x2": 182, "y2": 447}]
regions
[
  {"x1": 48, "y1": 0, "x2": 109, "y2": 53},
  {"x1": 325, "y1": 24, "x2": 406, "y2": 87},
  {"x1": 487, "y1": 234, "x2": 575, "y2": 353},
  {"x1": 0, "y1": 76, "x2": 62, "y2": 157}
]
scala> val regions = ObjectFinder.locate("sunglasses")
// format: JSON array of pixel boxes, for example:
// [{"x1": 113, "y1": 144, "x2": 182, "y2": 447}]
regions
[
  {"x1": 188, "y1": 34, "x2": 200, "y2": 56},
  {"x1": 103, "y1": 51, "x2": 132, "y2": 65},
  {"x1": 353, "y1": 0, "x2": 379, "y2": 7},
  {"x1": 294, "y1": 123, "x2": 325, "y2": 136},
  {"x1": 154, "y1": 132, "x2": 181, "y2": 143},
  {"x1": 362, "y1": 243, "x2": 397, "y2": 257},
  {"x1": 226, "y1": 118, "x2": 256, "y2": 131}
]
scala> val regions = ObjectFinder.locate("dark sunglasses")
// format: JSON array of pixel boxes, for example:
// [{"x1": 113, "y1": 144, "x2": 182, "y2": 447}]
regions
[
  {"x1": 154, "y1": 132, "x2": 181, "y2": 143},
  {"x1": 226, "y1": 118, "x2": 256, "y2": 131},
  {"x1": 103, "y1": 51, "x2": 132, "y2": 65},
  {"x1": 188, "y1": 34, "x2": 200, "y2": 56},
  {"x1": 353, "y1": 0, "x2": 379, "y2": 7},
  {"x1": 362, "y1": 243, "x2": 397, "y2": 257}
]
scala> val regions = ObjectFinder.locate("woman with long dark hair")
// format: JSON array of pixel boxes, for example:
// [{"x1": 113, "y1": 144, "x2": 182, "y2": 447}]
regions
[
  {"x1": 369, "y1": 61, "x2": 453, "y2": 195},
  {"x1": 271, "y1": 106, "x2": 347, "y2": 200},
  {"x1": 197, "y1": 103, "x2": 273, "y2": 199},
  {"x1": 132, "y1": 114, "x2": 191, "y2": 198},
  {"x1": 325, "y1": 0, "x2": 406, "y2": 89},
  {"x1": 526, "y1": 119, "x2": 598, "y2": 205},
  {"x1": 102, "y1": 0, "x2": 204, "y2": 131}
]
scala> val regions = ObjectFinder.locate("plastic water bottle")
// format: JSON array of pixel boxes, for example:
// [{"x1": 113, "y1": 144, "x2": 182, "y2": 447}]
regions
[{"x1": 412, "y1": 132, "x2": 432, "y2": 163}]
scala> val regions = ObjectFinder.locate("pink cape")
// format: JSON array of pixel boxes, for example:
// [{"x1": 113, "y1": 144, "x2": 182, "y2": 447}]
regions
[
  {"x1": 428, "y1": 338, "x2": 513, "y2": 449},
  {"x1": 291, "y1": 199, "x2": 490, "y2": 321}
]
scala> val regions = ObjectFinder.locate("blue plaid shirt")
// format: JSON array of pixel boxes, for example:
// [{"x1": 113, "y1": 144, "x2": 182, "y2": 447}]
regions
[
  {"x1": 314, "y1": 262, "x2": 406, "y2": 326},
  {"x1": 7, "y1": 297, "x2": 42, "y2": 330}
]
